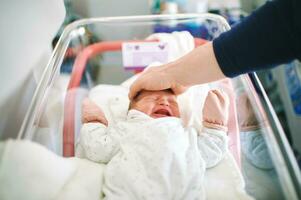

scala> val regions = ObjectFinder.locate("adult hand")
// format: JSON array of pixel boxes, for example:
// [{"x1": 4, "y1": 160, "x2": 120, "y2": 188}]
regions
[
  {"x1": 82, "y1": 98, "x2": 108, "y2": 126},
  {"x1": 128, "y1": 65, "x2": 187, "y2": 99},
  {"x1": 129, "y1": 42, "x2": 226, "y2": 100}
]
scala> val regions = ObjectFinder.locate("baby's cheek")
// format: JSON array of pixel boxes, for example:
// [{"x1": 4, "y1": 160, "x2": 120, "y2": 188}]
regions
[
  {"x1": 133, "y1": 102, "x2": 154, "y2": 116},
  {"x1": 146, "y1": 105, "x2": 156, "y2": 115},
  {"x1": 171, "y1": 106, "x2": 180, "y2": 117}
]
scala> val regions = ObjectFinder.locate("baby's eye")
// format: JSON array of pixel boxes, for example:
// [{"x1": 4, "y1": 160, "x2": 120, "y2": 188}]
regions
[
  {"x1": 144, "y1": 96, "x2": 158, "y2": 101},
  {"x1": 168, "y1": 98, "x2": 178, "y2": 104}
]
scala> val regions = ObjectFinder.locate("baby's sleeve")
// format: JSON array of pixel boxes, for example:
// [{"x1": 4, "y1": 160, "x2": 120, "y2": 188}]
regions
[
  {"x1": 197, "y1": 127, "x2": 228, "y2": 168},
  {"x1": 75, "y1": 123, "x2": 120, "y2": 164}
]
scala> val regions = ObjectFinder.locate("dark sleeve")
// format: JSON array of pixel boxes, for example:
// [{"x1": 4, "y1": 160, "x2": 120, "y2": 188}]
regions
[{"x1": 213, "y1": 0, "x2": 301, "y2": 77}]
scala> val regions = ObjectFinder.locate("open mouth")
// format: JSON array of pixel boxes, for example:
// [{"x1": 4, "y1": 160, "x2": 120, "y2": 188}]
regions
[{"x1": 152, "y1": 108, "x2": 172, "y2": 118}]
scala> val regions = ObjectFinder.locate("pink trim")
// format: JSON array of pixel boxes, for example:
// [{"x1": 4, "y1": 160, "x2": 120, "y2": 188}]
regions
[{"x1": 202, "y1": 121, "x2": 228, "y2": 132}]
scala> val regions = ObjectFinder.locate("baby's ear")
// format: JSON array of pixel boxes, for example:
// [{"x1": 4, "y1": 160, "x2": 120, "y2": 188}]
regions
[{"x1": 129, "y1": 91, "x2": 141, "y2": 110}]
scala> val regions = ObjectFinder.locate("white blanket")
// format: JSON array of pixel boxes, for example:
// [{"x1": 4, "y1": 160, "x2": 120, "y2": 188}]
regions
[{"x1": 77, "y1": 110, "x2": 253, "y2": 200}]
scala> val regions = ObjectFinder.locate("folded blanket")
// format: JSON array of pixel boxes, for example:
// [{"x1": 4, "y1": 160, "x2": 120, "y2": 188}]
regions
[{"x1": 0, "y1": 140, "x2": 104, "y2": 200}]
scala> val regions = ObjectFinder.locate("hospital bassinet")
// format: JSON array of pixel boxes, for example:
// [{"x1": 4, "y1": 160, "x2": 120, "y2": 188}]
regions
[{"x1": 16, "y1": 14, "x2": 300, "y2": 199}]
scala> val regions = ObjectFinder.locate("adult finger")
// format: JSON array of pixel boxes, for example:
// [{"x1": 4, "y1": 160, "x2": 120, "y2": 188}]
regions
[{"x1": 129, "y1": 78, "x2": 144, "y2": 100}]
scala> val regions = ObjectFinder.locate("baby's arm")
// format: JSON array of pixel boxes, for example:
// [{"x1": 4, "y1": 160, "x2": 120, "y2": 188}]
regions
[
  {"x1": 197, "y1": 128, "x2": 228, "y2": 168},
  {"x1": 197, "y1": 90, "x2": 229, "y2": 168},
  {"x1": 76, "y1": 123, "x2": 119, "y2": 164},
  {"x1": 76, "y1": 98, "x2": 118, "y2": 163}
]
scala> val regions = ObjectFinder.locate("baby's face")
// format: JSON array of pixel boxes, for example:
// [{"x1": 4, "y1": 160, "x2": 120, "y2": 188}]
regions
[{"x1": 130, "y1": 90, "x2": 180, "y2": 118}]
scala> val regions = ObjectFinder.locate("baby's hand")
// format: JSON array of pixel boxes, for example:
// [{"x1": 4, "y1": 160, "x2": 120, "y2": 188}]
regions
[
  {"x1": 82, "y1": 98, "x2": 108, "y2": 126},
  {"x1": 202, "y1": 90, "x2": 229, "y2": 132}
]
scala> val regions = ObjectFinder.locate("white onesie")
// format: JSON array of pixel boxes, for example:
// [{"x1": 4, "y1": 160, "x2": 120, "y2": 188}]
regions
[{"x1": 76, "y1": 110, "x2": 228, "y2": 200}]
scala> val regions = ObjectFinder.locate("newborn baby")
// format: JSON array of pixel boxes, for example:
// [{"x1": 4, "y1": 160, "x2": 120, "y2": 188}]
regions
[{"x1": 76, "y1": 89, "x2": 229, "y2": 200}]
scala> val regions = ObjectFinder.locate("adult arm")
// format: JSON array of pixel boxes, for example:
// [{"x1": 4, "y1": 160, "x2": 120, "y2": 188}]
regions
[{"x1": 214, "y1": 0, "x2": 301, "y2": 77}]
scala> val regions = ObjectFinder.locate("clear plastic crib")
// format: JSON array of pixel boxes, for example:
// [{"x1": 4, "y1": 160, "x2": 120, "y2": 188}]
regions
[{"x1": 17, "y1": 14, "x2": 300, "y2": 199}]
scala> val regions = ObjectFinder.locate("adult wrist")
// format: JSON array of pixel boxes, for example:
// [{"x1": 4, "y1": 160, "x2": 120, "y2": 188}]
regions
[{"x1": 164, "y1": 42, "x2": 226, "y2": 87}]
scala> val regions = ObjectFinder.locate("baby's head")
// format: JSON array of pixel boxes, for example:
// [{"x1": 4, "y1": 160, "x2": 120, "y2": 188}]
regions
[{"x1": 129, "y1": 89, "x2": 180, "y2": 118}]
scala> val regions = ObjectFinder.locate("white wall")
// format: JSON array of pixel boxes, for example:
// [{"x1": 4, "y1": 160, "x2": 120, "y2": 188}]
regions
[
  {"x1": 70, "y1": 0, "x2": 150, "y2": 18},
  {"x1": 69, "y1": 0, "x2": 151, "y2": 84},
  {"x1": 0, "y1": 0, "x2": 65, "y2": 138}
]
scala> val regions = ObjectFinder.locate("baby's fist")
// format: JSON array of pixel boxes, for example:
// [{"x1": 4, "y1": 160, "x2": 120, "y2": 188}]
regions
[
  {"x1": 82, "y1": 98, "x2": 108, "y2": 126},
  {"x1": 202, "y1": 90, "x2": 229, "y2": 131}
]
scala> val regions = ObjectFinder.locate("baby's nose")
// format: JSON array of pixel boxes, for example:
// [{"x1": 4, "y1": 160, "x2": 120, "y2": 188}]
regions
[{"x1": 158, "y1": 98, "x2": 170, "y2": 106}]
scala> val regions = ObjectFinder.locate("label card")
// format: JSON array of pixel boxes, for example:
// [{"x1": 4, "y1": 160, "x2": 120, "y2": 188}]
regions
[{"x1": 122, "y1": 42, "x2": 169, "y2": 70}]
